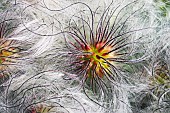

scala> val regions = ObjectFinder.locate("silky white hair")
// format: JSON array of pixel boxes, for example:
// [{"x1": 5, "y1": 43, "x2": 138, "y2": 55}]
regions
[{"x1": 1, "y1": 0, "x2": 170, "y2": 113}]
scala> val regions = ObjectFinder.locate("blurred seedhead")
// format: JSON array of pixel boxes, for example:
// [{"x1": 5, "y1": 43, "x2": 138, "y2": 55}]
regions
[
  {"x1": 0, "y1": 0, "x2": 64, "y2": 99},
  {"x1": 129, "y1": 21, "x2": 170, "y2": 111},
  {"x1": 130, "y1": 50, "x2": 170, "y2": 113},
  {"x1": 0, "y1": 4, "x2": 28, "y2": 84}
]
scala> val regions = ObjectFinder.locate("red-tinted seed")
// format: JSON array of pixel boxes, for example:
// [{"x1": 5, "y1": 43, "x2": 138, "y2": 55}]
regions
[
  {"x1": 102, "y1": 53, "x2": 108, "y2": 56},
  {"x1": 96, "y1": 55, "x2": 100, "y2": 59}
]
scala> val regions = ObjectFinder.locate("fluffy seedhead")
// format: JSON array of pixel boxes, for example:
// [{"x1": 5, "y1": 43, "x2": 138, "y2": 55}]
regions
[
  {"x1": 131, "y1": 55, "x2": 170, "y2": 113},
  {"x1": 25, "y1": 104, "x2": 54, "y2": 113},
  {"x1": 45, "y1": 0, "x2": 153, "y2": 110},
  {"x1": 0, "y1": 2, "x2": 65, "y2": 113},
  {"x1": 0, "y1": 7, "x2": 24, "y2": 84},
  {"x1": 149, "y1": 59, "x2": 170, "y2": 113}
]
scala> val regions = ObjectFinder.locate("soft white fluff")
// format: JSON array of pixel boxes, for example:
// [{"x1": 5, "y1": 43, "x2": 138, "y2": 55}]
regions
[{"x1": 1, "y1": 0, "x2": 170, "y2": 113}]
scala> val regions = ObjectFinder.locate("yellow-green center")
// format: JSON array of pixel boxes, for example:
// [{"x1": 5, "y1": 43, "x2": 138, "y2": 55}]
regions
[{"x1": 82, "y1": 42, "x2": 115, "y2": 78}]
